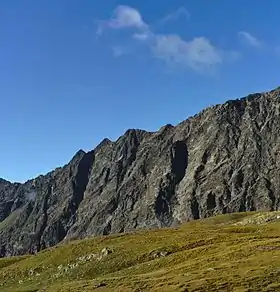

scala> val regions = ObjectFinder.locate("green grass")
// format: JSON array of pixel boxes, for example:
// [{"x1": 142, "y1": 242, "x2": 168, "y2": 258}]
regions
[
  {"x1": 2, "y1": 211, "x2": 280, "y2": 291},
  {"x1": 0, "y1": 209, "x2": 21, "y2": 231}
]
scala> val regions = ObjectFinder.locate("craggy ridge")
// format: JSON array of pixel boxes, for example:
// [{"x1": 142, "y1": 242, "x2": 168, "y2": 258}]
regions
[{"x1": 1, "y1": 87, "x2": 280, "y2": 257}]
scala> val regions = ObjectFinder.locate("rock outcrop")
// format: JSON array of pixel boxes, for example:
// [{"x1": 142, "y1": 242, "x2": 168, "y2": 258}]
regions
[{"x1": 1, "y1": 88, "x2": 280, "y2": 257}]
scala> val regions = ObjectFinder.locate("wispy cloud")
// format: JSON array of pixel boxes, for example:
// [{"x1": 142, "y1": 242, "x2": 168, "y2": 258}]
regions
[
  {"x1": 97, "y1": 6, "x2": 237, "y2": 73},
  {"x1": 97, "y1": 6, "x2": 148, "y2": 35},
  {"x1": 238, "y1": 31, "x2": 262, "y2": 47},
  {"x1": 109, "y1": 6, "x2": 147, "y2": 29},
  {"x1": 132, "y1": 33, "x2": 150, "y2": 41},
  {"x1": 158, "y1": 7, "x2": 191, "y2": 25},
  {"x1": 238, "y1": 31, "x2": 280, "y2": 57},
  {"x1": 153, "y1": 35, "x2": 222, "y2": 72}
]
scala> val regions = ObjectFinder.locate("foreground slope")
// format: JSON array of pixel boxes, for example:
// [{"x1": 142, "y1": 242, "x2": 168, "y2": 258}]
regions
[
  {"x1": 2, "y1": 212, "x2": 280, "y2": 291},
  {"x1": 1, "y1": 88, "x2": 280, "y2": 256}
]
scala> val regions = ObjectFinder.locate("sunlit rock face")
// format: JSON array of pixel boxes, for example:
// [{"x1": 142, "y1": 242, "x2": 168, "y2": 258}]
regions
[{"x1": 1, "y1": 88, "x2": 280, "y2": 257}]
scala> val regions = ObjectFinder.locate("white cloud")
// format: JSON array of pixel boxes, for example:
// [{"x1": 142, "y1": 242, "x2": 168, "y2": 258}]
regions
[
  {"x1": 109, "y1": 5, "x2": 147, "y2": 29},
  {"x1": 238, "y1": 31, "x2": 262, "y2": 47},
  {"x1": 153, "y1": 35, "x2": 222, "y2": 71},
  {"x1": 98, "y1": 6, "x2": 237, "y2": 72},
  {"x1": 133, "y1": 33, "x2": 150, "y2": 41},
  {"x1": 97, "y1": 5, "x2": 147, "y2": 35},
  {"x1": 159, "y1": 7, "x2": 191, "y2": 25}
]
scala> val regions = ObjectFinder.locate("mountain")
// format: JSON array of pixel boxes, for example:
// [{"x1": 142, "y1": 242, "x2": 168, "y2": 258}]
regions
[{"x1": 1, "y1": 87, "x2": 280, "y2": 257}]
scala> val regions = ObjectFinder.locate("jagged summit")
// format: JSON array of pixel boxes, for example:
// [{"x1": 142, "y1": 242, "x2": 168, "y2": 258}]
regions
[
  {"x1": 70, "y1": 149, "x2": 87, "y2": 163},
  {"x1": 1, "y1": 87, "x2": 280, "y2": 257}
]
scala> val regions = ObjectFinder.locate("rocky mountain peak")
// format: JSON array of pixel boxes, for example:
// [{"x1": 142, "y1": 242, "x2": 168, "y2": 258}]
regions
[{"x1": 1, "y1": 87, "x2": 280, "y2": 257}]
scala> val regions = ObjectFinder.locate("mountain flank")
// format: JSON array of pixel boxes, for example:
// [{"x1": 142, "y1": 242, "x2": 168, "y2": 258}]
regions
[
  {"x1": 1, "y1": 87, "x2": 280, "y2": 257},
  {"x1": 1, "y1": 212, "x2": 280, "y2": 291}
]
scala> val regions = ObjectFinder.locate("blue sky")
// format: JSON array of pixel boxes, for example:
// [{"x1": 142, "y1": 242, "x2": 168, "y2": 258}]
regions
[{"x1": 1, "y1": 0, "x2": 280, "y2": 182}]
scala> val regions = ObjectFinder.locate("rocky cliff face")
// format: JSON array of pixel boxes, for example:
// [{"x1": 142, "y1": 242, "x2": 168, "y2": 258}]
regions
[{"x1": 1, "y1": 88, "x2": 280, "y2": 257}]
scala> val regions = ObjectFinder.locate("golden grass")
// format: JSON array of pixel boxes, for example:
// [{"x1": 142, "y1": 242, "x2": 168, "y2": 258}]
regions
[{"x1": 2, "y1": 212, "x2": 280, "y2": 291}]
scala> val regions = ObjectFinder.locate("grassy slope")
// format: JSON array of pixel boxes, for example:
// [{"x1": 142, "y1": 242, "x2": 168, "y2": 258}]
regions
[{"x1": 2, "y1": 212, "x2": 280, "y2": 291}]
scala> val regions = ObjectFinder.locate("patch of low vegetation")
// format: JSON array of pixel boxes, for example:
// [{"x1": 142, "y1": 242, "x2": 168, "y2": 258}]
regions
[
  {"x1": 0, "y1": 209, "x2": 21, "y2": 231},
  {"x1": 2, "y1": 211, "x2": 280, "y2": 291}
]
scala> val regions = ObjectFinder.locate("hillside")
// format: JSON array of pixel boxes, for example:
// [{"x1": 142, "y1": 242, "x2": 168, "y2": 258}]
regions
[
  {"x1": 1, "y1": 87, "x2": 280, "y2": 257},
  {"x1": 2, "y1": 212, "x2": 280, "y2": 291}
]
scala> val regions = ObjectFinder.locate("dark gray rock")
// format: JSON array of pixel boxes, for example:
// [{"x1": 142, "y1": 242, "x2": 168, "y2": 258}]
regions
[
  {"x1": 1, "y1": 88, "x2": 280, "y2": 257},
  {"x1": 152, "y1": 251, "x2": 170, "y2": 258}
]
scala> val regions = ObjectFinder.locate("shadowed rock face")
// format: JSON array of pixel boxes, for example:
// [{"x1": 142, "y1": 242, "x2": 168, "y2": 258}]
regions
[{"x1": 1, "y1": 88, "x2": 280, "y2": 257}]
